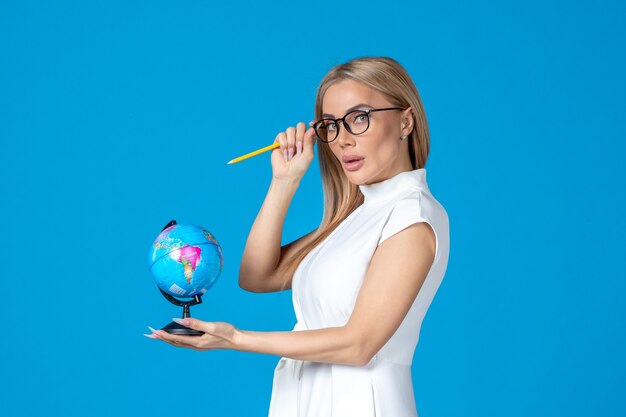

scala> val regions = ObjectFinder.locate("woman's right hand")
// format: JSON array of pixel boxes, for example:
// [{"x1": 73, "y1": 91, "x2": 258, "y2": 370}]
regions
[{"x1": 271, "y1": 121, "x2": 318, "y2": 182}]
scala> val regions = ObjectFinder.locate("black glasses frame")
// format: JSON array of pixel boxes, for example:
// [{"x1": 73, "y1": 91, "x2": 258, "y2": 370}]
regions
[{"x1": 313, "y1": 107, "x2": 405, "y2": 143}]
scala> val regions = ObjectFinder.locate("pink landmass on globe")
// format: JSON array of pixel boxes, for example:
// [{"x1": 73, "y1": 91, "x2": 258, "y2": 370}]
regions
[{"x1": 176, "y1": 245, "x2": 202, "y2": 284}]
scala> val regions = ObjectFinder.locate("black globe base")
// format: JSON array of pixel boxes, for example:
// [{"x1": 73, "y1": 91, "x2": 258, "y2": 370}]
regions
[{"x1": 160, "y1": 320, "x2": 204, "y2": 336}]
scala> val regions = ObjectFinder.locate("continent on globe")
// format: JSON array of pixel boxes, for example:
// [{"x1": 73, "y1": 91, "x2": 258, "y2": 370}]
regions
[
  {"x1": 202, "y1": 228, "x2": 224, "y2": 269},
  {"x1": 177, "y1": 245, "x2": 202, "y2": 284}
]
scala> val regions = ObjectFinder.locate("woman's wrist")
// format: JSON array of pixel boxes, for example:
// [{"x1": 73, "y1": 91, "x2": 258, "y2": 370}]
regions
[
  {"x1": 267, "y1": 177, "x2": 300, "y2": 202},
  {"x1": 271, "y1": 176, "x2": 301, "y2": 188},
  {"x1": 233, "y1": 328, "x2": 250, "y2": 352}
]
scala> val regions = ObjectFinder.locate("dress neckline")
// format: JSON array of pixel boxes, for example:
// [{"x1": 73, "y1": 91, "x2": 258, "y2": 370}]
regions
[{"x1": 358, "y1": 168, "x2": 429, "y2": 204}]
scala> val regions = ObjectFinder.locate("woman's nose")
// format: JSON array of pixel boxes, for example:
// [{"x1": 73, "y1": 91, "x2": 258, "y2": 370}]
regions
[{"x1": 336, "y1": 125, "x2": 355, "y2": 147}]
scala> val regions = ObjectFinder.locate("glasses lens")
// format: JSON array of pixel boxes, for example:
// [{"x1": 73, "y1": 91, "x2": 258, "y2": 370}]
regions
[
  {"x1": 315, "y1": 119, "x2": 338, "y2": 142},
  {"x1": 345, "y1": 111, "x2": 369, "y2": 135}
]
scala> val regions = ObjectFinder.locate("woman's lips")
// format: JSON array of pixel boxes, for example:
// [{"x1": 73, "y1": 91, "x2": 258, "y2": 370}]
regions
[{"x1": 343, "y1": 158, "x2": 365, "y2": 171}]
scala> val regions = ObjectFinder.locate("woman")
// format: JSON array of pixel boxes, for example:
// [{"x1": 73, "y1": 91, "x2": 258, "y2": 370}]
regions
[{"x1": 146, "y1": 56, "x2": 450, "y2": 417}]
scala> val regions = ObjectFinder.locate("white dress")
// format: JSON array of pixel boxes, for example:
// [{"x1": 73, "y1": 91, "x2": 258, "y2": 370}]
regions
[{"x1": 268, "y1": 168, "x2": 450, "y2": 417}]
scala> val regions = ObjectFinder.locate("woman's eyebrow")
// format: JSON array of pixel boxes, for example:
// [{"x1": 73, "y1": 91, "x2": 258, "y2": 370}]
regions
[{"x1": 322, "y1": 103, "x2": 374, "y2": 118}]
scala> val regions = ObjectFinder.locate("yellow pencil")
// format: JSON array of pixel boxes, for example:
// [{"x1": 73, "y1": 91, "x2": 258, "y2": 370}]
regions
[{"x1": 227, "y1": 142, "x2": 281, "y2": 165}]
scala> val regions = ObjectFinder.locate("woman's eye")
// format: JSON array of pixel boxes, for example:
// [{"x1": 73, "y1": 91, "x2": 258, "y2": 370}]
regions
[
  {"x1": 327, "y1": 122, "x2": 338, "y2": 131},
  {"x1": 355, "y1": 114, "x2": 367, "y2": 123}
]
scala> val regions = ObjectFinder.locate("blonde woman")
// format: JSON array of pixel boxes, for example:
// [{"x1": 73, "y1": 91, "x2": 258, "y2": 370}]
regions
[{"x1": 147, "y1": 56, "x2": 450, "y2": 417}]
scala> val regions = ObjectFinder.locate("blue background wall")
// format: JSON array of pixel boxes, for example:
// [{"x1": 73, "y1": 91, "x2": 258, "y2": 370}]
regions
[{"x1": 1, "y1": 0, "x2": 624, "y2": 416}]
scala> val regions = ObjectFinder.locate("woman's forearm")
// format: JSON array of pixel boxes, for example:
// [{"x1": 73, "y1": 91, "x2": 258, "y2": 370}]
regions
[
  {"x1": 234, "y1": 326, "x2": 366, "y2": 366},
  {"x1": 238, "y1": 177, "x2": 300, "y2": 289}
]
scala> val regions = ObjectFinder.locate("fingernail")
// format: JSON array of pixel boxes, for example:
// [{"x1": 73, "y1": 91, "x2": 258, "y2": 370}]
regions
[
  {"x1": 143, "y1": 333, "x2": 157, "y2": 339},
  {"x1": 296, "y1": 141, "x2": 302, "y2": 155},
  {"x1": 288, "y1": 148, "x2": 294, "y2": 160},
  {"x1": 147, "y1": 326, "x2": 158, "y2": 333},
  {"x1": 172, "y1": 318, "x2": 190, "y2": 326}
]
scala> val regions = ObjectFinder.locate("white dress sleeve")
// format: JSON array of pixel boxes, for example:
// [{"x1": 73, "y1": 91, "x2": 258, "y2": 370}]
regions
[{"x1": 377, "y1": 196, "x2": 439, "y2": 260}]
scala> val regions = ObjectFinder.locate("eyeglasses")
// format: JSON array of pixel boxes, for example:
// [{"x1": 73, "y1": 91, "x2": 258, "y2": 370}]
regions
[{"x1": 313, "y1": 107, "x2": 405, "y2": 143}]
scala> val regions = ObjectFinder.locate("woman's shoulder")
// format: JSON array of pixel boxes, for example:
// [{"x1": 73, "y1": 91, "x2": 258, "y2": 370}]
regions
[
  {"x1": 390, "y1": 186, "x2": 447, "y2": 218},
  {"x1": 380, "y1": 188, "x2": 448, "y2": 232},
  {"x1": 378, "y1": 189, "x2": 449, "y2": 259}
]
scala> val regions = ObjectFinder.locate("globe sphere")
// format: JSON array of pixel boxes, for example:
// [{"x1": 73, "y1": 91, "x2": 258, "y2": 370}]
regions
[{"x1": 148, "y1": 223, "x2": 223, "y2": 298}]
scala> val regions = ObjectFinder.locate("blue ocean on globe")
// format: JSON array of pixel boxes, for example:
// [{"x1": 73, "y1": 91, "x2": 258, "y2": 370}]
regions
[{"x1": 148, "y1": 223, "x2": 223, "y2": 298}]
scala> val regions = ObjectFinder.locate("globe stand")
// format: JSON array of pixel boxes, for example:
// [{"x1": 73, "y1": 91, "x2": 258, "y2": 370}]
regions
[
  {"x1": 155, "y1": 219, "x2": 205, "y2": 336},
  {"x1": 159, "y1": 288, "x2": 205, "y2": 336}
]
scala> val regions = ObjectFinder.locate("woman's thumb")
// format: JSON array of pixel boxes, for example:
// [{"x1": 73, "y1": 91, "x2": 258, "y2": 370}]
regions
[
  {"x1": 303, "y1": 122, "x2": 317, "y2": 155},
  {"x1": 173, "y1": 317, "x2": 204, "y2": 331}
]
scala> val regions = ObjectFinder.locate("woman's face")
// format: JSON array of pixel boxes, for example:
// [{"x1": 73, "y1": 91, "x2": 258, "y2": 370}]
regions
[{"x1": 321, "y1": 79, "x2": 414, "y2": 185}]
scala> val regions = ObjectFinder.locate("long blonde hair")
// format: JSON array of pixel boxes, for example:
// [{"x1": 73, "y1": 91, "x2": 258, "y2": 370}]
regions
[{"x1": 277, "y1": 56, "x2": 430, "y2": 290}]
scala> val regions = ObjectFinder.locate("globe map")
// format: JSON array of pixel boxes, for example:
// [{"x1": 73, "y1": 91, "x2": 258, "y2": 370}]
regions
[{"x1": 148, "y1": 223, "x2": 223, "y2": 298}]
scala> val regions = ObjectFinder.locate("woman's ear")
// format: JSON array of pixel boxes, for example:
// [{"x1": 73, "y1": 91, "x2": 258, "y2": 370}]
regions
[{"x1": 401, "y1": 107, "x2": 414, "y2": 135}]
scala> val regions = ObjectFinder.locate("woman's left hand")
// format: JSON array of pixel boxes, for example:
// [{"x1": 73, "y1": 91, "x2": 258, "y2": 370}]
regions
[{"x1": 145, "y1": 318, "x2": 240, "y2": 351}]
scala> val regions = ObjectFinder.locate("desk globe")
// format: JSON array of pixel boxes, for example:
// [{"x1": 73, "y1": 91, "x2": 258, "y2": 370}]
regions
[{"x1": 148, "y1": 220, "x2": 223, "y2": 335}]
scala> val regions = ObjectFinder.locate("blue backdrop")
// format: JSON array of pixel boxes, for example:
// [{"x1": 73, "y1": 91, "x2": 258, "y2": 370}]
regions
[{"x1": 1, "y1": 1, "x2": 624, "y2": 416}]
